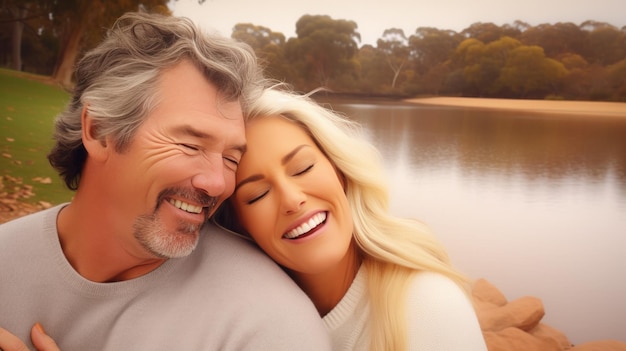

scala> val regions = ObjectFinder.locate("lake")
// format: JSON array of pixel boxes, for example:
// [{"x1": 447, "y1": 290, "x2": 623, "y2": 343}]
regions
[{"x1": 320, "y1": 98, "x2": 626, "y2": 345}]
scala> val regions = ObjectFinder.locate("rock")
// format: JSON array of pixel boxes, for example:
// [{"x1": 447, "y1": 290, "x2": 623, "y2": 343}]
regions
[
  {"x1": 472, "y1": 280, "x2": 626, "y2": 350},
  {"x1": 472, "y1": 278, "x2": 573, "y2": 350},
  {"x1": 477, "y1": 295, "x2": 544, "y2": 332},
  {"x1": 483, "y1": 327, "x2": 565, "y2": 351},
  {"x1": 570, "y1": 340, "x2": 626, "y2": 351},
  {"x1": 529, "y1": 323, "x2": 572, "y2": 350},
  {"x1": 472, "y1": 278, "x2": 508, "y2": 306}
]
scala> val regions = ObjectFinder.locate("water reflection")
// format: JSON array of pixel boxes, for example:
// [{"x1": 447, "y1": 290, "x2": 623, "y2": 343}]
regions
[
  {"x1": 319, "y1": 98, "x2": 626, "y2": 344},
  {"x1": 338, "y1": 102, "x2": 626, "y2": 197}
]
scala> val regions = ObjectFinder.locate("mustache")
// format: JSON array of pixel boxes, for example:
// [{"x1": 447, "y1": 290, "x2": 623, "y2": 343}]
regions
[{"x1": 156, "y1": 187, "x2": 218, "y2": 213}]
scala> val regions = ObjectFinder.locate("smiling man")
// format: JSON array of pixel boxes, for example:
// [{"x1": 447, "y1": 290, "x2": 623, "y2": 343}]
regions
[{"x1": 0, "y1": 12, "x2": 330, "y2": 351}]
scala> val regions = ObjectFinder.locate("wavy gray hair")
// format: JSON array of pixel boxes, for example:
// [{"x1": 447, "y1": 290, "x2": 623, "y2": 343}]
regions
[{"x1": 48, "y1": 11, "x2": 267, "y2": 190}]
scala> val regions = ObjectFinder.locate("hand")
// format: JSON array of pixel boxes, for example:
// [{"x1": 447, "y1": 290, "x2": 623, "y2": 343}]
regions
[{"x1": 0, "y1": 324, "x2": 60, "y2": 351}]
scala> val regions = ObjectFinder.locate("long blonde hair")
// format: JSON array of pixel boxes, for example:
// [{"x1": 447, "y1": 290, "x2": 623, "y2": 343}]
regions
[{"x1": 219, "y1": 87, "x2": 469, "y2": 350}]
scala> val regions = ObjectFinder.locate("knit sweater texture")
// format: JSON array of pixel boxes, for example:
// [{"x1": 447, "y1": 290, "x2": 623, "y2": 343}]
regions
[
  {"x1": 323, "y1": 266, "x2": 488, "y2": 350},
  {"x1": 0, "y1": 205, "x2": 331, "y2": 350}
]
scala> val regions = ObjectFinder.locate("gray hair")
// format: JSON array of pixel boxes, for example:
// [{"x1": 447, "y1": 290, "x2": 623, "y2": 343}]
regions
[{"x1": 48, "y1": 11, "x2": 267, "y2": 190}]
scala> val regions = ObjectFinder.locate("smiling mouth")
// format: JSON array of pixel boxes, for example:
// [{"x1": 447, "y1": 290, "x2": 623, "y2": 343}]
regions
[
  {"x1": 168, "y1": 199, "x2": 203, "y2": 214},
  {"x1": 283, "y1": 212, "x2": 327, "y2": 239}
]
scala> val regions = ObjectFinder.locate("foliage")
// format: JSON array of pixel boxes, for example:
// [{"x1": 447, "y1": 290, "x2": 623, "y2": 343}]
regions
[
  {"x1": 1, "y1": 0, "x2": 171, "y2": 87},
  {"x1": 0, "y1": 69, "x2": 73, "y2": 205},
  {"x1": 283, "y1": 15, "x2": 361, "y2": 91},
  {"x1": 4, "y1": 5, "x2": 626, "y2": 101}
]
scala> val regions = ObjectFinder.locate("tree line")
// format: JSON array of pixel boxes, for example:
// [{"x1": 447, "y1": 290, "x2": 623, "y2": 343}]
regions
[
  {"x1": 2, "y1": 1, "x2": 625, "y2": 101},
  {"x1": 235, "y1": 17, "x2": 626, "y2": 101}
]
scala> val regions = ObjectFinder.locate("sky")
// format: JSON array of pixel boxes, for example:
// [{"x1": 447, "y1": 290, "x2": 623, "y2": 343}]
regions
[{"x1": 171, "y1": 0, "x2": 625, "y2": 46}]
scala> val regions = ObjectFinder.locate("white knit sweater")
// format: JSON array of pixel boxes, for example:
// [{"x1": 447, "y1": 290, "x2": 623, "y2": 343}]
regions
[{"x1": 323, "y1": 267, "x2": 488, "y2": 350}]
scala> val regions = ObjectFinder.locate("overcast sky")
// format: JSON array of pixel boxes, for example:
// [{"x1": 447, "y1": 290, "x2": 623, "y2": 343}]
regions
[{"x1": 171, "y1": 0, "x2": 625, "y2": 46}]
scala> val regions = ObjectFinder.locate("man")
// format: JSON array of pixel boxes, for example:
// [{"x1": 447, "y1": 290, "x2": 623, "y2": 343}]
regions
[{"x1": 0, "y1": 12, "x2": 330, "y2": 350}]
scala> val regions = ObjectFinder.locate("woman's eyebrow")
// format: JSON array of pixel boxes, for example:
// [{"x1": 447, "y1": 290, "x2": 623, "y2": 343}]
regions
[
  {"x1": 236, "y1": 145, "x2": 312, "y2": 191},
  {"x1": 236, "y1": 174, "x2": 263, "y2": 191},
  {"x1": 282, "y1": 145, "x2": 311, "y2": 165}
]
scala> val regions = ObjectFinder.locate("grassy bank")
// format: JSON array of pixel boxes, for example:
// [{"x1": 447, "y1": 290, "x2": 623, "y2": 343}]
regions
[{"x1": 0, "y1": 68, "x2": 74, "y2": 206}]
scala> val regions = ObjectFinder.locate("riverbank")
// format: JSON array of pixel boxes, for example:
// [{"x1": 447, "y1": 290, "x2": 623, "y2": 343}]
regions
[{"x1": 405, "y1": 97, "x2": 626, "y2": 117}]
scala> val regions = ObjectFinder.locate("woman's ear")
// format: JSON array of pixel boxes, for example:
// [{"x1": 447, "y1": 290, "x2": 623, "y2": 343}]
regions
[{"x1": 81, "y1": 106, "x2": 109, "y2": 161}]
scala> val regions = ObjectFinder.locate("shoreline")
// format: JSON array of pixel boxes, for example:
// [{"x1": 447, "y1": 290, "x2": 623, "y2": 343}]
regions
[{"x1": 404, "y1": 97, "x2": 626, "y2": 117}]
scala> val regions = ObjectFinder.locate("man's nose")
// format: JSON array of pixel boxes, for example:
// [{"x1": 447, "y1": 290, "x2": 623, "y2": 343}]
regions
[{"x1": 191, "y1": 156, "x2": 226, "y2": 197}]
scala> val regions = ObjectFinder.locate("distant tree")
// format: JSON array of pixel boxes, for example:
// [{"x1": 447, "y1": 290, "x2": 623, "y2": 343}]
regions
[
  {"x1": 48, "y1": 0, "x2": 170, "y2": 88},
  {"x1": 231, "y1": 23, "x2": 290, "y2": 80},
  {"x1": 606, "y1": 58, "x2": 626, "y2": 101},
  {"x1": 284, "y1": 14, "x2": 361, "y2": 91},
  {"x1": 376, "y1": 28, "x2": 409, "y2": 89},
  {"x1": 355, "y1": 44, "x2": 391, "y2": 93},
  {"x1": 559, "y1": 53, "x2": 588, "y2": 70},
  {"x1": 582, "y1": 23, "x2": 626, "y2": 65},
  {"x1": 498, "y1": 45, "x2": 568, "y2": 98},
  {"x1": 521, "y1": 22, "x2": 586, "y2": 58},
  {"x1": 461, "y1": 22, "x2": 521, "y2": 43},
  {"x1": 408, "y1": 27, "x2": 463, "y2": 75},
  {"x1": 1, "y1": 0, "x2": 51, "y2": 71},
  {"x1": 453, "y1": 36, "x2": 522, "y2": 96}
]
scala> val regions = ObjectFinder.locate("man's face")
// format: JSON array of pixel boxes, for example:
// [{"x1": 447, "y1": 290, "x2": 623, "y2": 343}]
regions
[{"x1": 102, "y1": 60, "x2": 246, "y2": 259}]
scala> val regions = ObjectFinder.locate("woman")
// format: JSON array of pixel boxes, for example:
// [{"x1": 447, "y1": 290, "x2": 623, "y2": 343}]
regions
[{"x1": 215, "y1": 87, "x2": 487, "y2": 351}]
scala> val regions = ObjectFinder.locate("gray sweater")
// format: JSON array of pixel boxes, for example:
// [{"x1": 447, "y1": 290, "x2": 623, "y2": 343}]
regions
[{"x1": 0, "y1": 205, "x2": 330, "y2": 350}]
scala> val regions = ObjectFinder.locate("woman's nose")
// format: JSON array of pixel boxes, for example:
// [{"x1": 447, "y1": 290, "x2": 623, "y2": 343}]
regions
[{"x1": 279, "y1": 182, "x2": 306, "y2": 215}]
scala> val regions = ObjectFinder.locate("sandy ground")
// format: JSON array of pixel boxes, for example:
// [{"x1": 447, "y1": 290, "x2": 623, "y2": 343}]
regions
[{"x1": 405, "y1": 97, "x2": 626, "y2": 117}]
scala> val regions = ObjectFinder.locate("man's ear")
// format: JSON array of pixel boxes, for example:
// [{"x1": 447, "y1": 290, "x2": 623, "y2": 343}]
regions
[{"x1": 81, "y1": 106, "x2": 109, "y2": 161}]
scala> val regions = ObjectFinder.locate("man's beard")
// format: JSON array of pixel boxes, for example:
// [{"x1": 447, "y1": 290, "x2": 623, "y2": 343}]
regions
[{"x1": 133, "y1": 187, "x2": 217, "y2": 258}]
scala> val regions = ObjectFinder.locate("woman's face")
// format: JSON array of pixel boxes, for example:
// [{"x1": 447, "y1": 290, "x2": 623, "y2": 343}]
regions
[{"x1": 231, "y1": 115, "x2": 354, "y2": 275}]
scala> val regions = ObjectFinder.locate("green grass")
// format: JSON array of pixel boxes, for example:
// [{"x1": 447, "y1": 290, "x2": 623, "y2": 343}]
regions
[{"x1": 0, "y1": 68, "x2": 74, "y2": 205}]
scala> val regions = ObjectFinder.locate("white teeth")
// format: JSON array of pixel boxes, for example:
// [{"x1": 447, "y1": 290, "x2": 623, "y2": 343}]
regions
[
  {"x1": 284, "y1": 212, "x2": 327, "y2": 239},
  {"x1": 169, "y1": 199, "x2": 202, "y2": 214}
]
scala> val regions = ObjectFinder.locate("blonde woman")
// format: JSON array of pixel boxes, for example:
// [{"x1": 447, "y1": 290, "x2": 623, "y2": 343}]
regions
[{"x1": 215, "y1": 87, "x2": 487, "y2": 350}]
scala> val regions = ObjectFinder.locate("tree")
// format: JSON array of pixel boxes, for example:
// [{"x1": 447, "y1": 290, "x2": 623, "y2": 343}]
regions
[
  {"x1": 606, "y1": 58, "x2": 626, "y2": 101},
  {"x1": 583, "y1": 23, "x2": 626, "y2": 65},
  {"x1": 461, "y1": 22, "x2": 521, "y2": 43},
  {"x1": 1, "y1": 0, "x2": 52, "y2": 71},
  {"x1": 284, "y1": 14, "x2": 361, "y2": 91},
  {"x1": 498, "y1": 45, "x2": 567, "y2": 98},
  {"x1": 46, "y1": 0, "x2": 170, "y2": 88},
  {"x1": 231, "y1": 23, "x2": 289, "y2": 80},
  {"x1": 521, "y1": 22, "x2": 586, "y2": 58},
  {"x1": 355, "y1": 44, "x2": 390, "y2": 93},
  {"x1": 376, "y1": 28, "x2": 409, "y2": 89},
  {"x1": 452, "y1": 36, "x2": 522, "y2": 96},
  {"x1": 408, "y1": 27, "x2": 463, "y2": 75}
]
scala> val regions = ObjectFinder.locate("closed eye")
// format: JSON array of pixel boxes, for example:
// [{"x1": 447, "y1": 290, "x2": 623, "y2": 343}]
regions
[
  {"x1": 224, "y1": 157, "x2": 239, "y2": 171},
  {"x1": 247, "y1": 190, "x2": 268, "y2": 205},
  {"x1": 295, "y1": 164, "x2": 314, "y2": 176},
  {"x1": 179, "y1": 143, "x2": 199, "y2": 151}
]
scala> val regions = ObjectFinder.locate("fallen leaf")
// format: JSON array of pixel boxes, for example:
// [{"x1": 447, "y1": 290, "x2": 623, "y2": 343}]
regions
[{"x1": 32, "y1": 177, "x2": 52, "y2": 184}]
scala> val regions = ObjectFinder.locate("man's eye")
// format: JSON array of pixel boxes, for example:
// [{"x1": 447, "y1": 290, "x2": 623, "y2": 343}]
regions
[
  {"x1": 224, "y1": 157, "x2": 239, "y2": 166},
  {"x1": 224, "y1": 157, "x2": 239, "y2": 171},
  {"x1": 180, "y1": 144, "x2": 199, "y2": 151}
]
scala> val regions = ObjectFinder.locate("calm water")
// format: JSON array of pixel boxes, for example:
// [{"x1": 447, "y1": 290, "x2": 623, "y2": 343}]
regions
[{"x1": 321, "y1": 99, "x2": 626, "y2": 345}]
